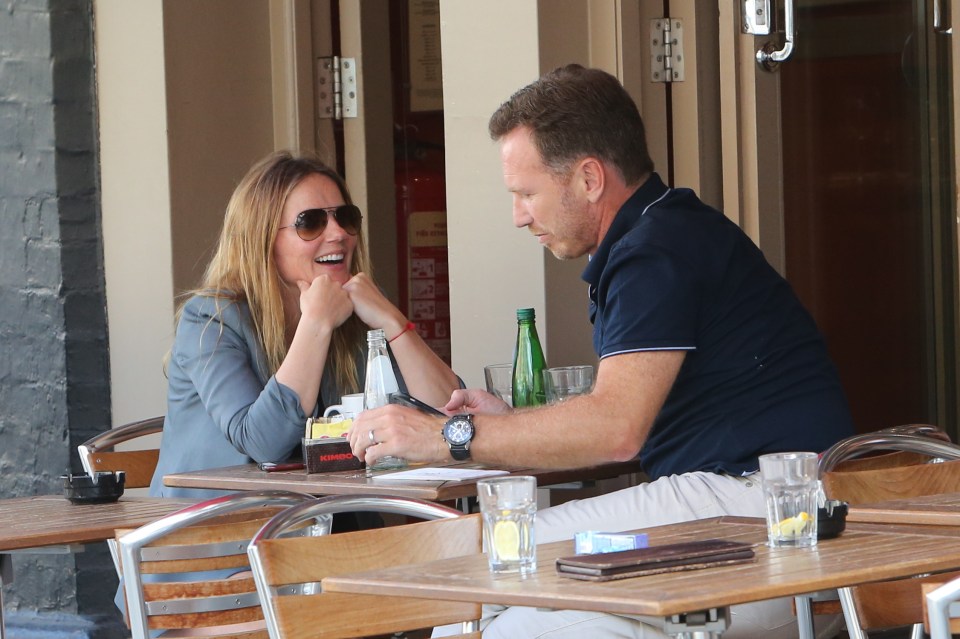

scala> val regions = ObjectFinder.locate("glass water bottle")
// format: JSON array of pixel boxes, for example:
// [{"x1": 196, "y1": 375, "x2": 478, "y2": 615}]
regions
[
  {"x1": 512, "y1": 308, "x2": 547, "y2": 407},
  {"x1": 362, "y1": 329, "x2": 406, "y2": 469}
]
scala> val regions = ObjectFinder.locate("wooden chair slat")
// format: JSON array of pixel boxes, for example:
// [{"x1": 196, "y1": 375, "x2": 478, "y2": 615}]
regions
[
  {"x1": 274, "y1": 593, "x2": 479, "y2": 639},
  {"x1": 147, "y1": 609, "x2": 264, "y2": 630},
  {"x1": 89, "y1": 450, "x2": 160, "y2": 488},
  {"x1": 256, "y1": 515, "x2": 480, "y2": 585},
  {"x1": 253, "y1": 505, "x2": 483, "y2": 639},
  {"x1": 144, "y1": 576, "x2": 258, "y2": 599},
  {"x1": 823, "y1": 460, "x2": 960, "y2": 505}
]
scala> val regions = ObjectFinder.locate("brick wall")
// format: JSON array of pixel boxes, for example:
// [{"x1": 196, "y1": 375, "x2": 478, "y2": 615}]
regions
[{"x1": 1, "y1": 0, "x2": 123, "y2": 635}]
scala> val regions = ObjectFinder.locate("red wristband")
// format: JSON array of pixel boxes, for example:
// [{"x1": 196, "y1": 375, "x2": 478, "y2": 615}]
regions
[{"x1": 388, "y1": 321, "x2": 416, "y2": 343}]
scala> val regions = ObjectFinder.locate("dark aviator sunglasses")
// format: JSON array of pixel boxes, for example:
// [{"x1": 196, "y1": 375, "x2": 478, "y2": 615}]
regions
[{"x1": 280, "y1": 204, "x2": 362, "y2": 241}]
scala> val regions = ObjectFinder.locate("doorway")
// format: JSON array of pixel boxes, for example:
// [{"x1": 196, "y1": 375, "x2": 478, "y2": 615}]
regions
[{"x1": 778, "y1": 0, "x2": 958, "y2": 434}]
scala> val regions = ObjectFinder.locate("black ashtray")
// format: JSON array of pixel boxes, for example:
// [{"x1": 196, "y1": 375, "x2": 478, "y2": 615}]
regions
[
  {"x1": 61, "y1": 471, "x2": 125, "y2": 504},
  {"x1": 817, "y1": 499, "x2": 848, "y2": 539}
]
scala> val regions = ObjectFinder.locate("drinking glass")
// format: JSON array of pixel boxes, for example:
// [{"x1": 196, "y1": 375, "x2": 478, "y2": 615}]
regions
[
  {"x1": 476, "y1": 476, "x2": 537, "y2": 575},
  {"x1": 542, "y1": 365, "x2": 594, "y2": 403},
  {"x1": 484, "y1": 363, "x2": 514, "y2": 407},
  {"x1": 759, "y1": 451, "x2": 819, "y2": 547}
]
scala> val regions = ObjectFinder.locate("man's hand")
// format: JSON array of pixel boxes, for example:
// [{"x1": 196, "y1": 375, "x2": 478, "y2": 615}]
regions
[
  {"x1": 444, "y1": 388, "x2": 511, "y2": 415},
  {"x1": 348, "y1": 405, "x2": 448, "y2": 466}
]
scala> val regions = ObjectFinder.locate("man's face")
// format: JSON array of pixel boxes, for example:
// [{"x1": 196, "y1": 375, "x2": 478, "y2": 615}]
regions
[{"x1": 500, "y1": 127, "x2": 599, "y2": 260}]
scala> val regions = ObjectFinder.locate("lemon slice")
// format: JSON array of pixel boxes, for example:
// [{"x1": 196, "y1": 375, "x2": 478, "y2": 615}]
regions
[
  {"x1": 493, "y1": 520, "x2": 520, "y2": 560},
  {"x1": 774, "y1": 511, "x2": 812, "y2": 537}
]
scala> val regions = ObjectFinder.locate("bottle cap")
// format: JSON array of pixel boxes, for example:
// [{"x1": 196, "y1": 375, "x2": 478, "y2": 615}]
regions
[
  {"x1": 367, "y1": 328, "x2": 386, "y2": 342},
  {"x1": 517, "y1": 307, "x2": 535, "y2": 321}
]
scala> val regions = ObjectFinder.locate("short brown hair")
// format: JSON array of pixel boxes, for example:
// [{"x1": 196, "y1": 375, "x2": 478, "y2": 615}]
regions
[{"x1": 489, "y1": 64, "x2": 653, "y2": 185}]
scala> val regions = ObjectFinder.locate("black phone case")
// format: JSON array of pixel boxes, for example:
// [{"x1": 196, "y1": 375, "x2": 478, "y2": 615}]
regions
[{"x1": 388, "y1": 392, "x2": 445, "y2": 416}]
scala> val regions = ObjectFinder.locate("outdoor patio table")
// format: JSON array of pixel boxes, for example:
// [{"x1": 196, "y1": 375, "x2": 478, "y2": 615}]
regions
[
  {"x1": 323, "y1": 515, "x2": 960, "y2": 638},
  {"x1": 0, "y1": 495, "x2": 195, "y2": 638}
]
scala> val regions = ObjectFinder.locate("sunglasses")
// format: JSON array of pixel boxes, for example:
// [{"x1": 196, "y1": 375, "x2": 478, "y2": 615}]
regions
[{"x1": 280, "y1": 204, "x2": 362, "y2": 240}]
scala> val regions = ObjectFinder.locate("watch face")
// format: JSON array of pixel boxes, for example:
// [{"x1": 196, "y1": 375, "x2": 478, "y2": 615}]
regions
[{"x1": 445, "y1": 417, "x2": 473, "y2": 445}]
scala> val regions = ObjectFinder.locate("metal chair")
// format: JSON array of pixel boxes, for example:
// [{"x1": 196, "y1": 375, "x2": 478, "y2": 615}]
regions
[
  {"x1": 118, "y1": 490, "x2": 323, "y2": 639},
  {"x1": 78, "y1": 416, "x2": 165, "y2": 488},
  {"x1": 248, "y1": 494, "x2": 482, "y2": 639},
  {"x1": 816, "y1": 429, "x2": 960, "y2": 639},
  {"x1": 923, "y1": 576, "x2": 960, "y2": 639},
  {"x1": 79, "y1": 416, "x2": 166, "y2": 577}
]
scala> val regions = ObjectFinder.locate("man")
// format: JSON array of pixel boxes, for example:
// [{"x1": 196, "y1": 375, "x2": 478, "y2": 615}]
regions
[{"x1": 351, "y1": 64, "x2": 852, "y2": 638}]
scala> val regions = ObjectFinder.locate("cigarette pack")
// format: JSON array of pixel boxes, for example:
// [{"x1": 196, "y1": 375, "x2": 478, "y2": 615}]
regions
[
  {"x1": 573, "y1": 531, "x2": 649, "y2": 555},
  {"x1": 302, "y1": 437, "x2": 363, "y2": 473}
]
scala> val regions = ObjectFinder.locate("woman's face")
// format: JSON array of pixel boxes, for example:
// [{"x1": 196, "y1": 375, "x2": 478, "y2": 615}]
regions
[{"x1": 274, "y1": 173, "x2": 358, "y2": 287}]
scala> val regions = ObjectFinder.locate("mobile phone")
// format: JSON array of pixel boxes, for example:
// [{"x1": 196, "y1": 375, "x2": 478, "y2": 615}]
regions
[
  {"x1": 388, "y1": 391, "x2": 445, "y2": 416},
  {"x1": 258, "y1": 461, "x2": 305, "y2": 472}
]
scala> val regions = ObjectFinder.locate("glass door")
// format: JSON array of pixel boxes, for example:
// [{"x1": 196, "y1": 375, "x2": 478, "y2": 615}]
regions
[{"x1": 716, "y1": 0, "x2": 959, "y2": 436}]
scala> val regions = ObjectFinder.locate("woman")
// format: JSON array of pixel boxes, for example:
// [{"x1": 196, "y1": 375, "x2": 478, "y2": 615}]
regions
[{"x1": 149, "y1": 151, "x2": 460, "y2": 499}]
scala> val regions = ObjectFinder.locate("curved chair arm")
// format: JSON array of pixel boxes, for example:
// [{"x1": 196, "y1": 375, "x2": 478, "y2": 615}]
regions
[
  {"x1": 819, "y1": 432, "x2": 960, "y2": 475},
  {"x1": 252, "y1": 494, "x2": 463, "y2": 543},
  {"x1": 927, "y1": 577, "x2": 960, "y2": 639},
  {"x1": 78, "y1": 416, "x2": 164, "y2": 477},
  {"x1": 878, "y1": 423, "x2": 952, "y2": 442},
  {"x1": 121, "y1": 490, "x2": 318, "y2": 551}
]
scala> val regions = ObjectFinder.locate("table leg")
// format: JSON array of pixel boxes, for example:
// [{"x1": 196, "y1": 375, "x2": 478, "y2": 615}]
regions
[
  {"x1": 457, "y1": 496, "x2": 478, "y2": 514},
  {"x1": 795, "y1": 594, "x2": 815, "y2": 639},
  {"x1": 1, "y1": 552, "x2": 11, "y2": 639},
  {"x1": 663, "y1": 607, "x2": 728, "y2": 638}
]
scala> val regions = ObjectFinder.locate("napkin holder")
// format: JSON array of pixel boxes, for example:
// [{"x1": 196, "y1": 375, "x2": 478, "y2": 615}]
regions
[{"x1": 302, "y1": 437, "x2": 363, "y2": 473}]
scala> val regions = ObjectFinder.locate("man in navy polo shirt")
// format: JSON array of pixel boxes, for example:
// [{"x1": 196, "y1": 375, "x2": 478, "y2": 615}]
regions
[{"x1": 351, "y1": 64, "x2": 852, "y2": 638}]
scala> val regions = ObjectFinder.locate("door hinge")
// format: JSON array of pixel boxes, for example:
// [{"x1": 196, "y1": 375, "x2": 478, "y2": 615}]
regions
[
  {"x1": 316, "y1": 56, "x2": 357, "y2": 120},
  {"x1": 742, "y1": 0, "x2": 771, "y2": 35},
  {"x1": 650, "y1": 18, "x2": 684, "y2": 83}
]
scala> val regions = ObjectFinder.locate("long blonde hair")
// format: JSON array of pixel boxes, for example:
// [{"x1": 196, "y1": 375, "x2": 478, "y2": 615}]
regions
[{"x1": 192, "y1": 151, "x2": 369, "y2": 394}]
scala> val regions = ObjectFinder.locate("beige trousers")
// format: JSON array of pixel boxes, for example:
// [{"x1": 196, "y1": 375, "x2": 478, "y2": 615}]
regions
[{"x1": 437, "y1": 471, "x2": 841, "y2": 639}]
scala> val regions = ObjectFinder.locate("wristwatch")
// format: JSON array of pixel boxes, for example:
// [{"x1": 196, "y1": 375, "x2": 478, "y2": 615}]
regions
[{"x1": 441, "y1": 414, "x2": 475, "y2": 461}]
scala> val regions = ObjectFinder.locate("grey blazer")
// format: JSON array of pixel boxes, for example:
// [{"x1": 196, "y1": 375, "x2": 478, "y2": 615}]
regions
[{"x1": 149, "y1": 294, "x2": 374, "y2": 499}]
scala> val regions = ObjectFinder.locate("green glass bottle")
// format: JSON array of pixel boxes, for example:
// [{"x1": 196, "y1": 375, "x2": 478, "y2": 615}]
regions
[{"x1": 512, "y1": 307, "x2": 547, "y2": 407}]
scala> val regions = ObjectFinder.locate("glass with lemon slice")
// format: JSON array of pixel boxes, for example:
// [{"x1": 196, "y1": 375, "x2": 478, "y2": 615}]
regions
[
  {"x1": 477, "y1": 476, "x2": 537, "y2": 574},
  {"x1": 759, "y1": 451, "x2": 819, "y2": 547}
]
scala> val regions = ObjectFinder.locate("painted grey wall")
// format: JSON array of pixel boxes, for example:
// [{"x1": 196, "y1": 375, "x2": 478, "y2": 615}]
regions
[{"x1": 1, "y1": 0, "x2": 123, "y2": 636}]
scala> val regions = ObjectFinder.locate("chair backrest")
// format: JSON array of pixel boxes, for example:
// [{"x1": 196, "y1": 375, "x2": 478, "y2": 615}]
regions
[
  {"x1": 819, "y1": 425, "x2": 960, "y2": 474},
  {"x1": 78, "y1": 416, "x2": 165, "y2": 488},
  {"x1": 819, "y1": 431, "x2": 960, "y2": 631},
  {"x1": 248, "y1": 494, "x2": 483, "y2": 639},
  {"x1": 118, "y1": 490, "x2": 322, "y2": 639}
]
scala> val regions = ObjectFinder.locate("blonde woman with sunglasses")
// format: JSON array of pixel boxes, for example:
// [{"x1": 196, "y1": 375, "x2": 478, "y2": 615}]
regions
[{"x1": 148, "y1": 151, "x2": 460, "y2": 500}]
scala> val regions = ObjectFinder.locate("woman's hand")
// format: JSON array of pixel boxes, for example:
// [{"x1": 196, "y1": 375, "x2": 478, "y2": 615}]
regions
[
  {"x1": 444, "y1": 389, "x2": 512, "y2": 415},
  {"x1": 298, "y1": 274, "x2": 352, "y2": 330},
  {"x1": 342, "y1": 272, "x2": 406, "y2": 337}
]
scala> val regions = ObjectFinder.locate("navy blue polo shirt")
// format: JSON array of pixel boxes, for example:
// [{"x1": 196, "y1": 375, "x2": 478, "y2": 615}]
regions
[{"x1": 582, "y1": 173, "x2": 853, "y2": 480}]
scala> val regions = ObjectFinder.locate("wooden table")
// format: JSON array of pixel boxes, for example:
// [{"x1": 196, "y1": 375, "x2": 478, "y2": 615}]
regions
[
  {"x1": 323, "y1": 515, "x2": 960, "y2": 637},
  {"x1": 0, "y1": 495, "x2": 196, "y2": 551},
  {"x1": 163, "y1": 459, "x2": 643, "y2": 502},
  {"x1": 0, "y1": 495, "x2": 195, "y2": 638},
  {"x1": 847, "y1": 491, "x2": 960, "y2": 526}
]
